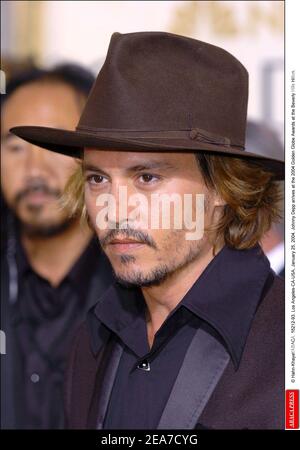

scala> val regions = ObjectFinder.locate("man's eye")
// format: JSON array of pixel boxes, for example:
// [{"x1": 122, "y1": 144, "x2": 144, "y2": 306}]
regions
[
  {"x1": 86, "y1": 174, "x2": 107, "y2": 185},
  {"x1": 5, "y1": 143, "x2": 25, "y2": 153},
  {"x1": 138, "y1": 173, "x2": 160, "y2": 184}
]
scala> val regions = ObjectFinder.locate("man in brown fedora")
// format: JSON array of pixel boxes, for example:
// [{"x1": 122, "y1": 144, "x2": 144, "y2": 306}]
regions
[{"x1": 11, "y1": 31, "x2": 285, "y2": 430}]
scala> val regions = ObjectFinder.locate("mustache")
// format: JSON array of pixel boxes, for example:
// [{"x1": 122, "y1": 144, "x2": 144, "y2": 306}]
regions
[
  {"x1": 99, "y1": 227, "x2": 157, "y2": 250},
  {"x1": 14, "y1": 179, "x2": 61, "y2": 206}
]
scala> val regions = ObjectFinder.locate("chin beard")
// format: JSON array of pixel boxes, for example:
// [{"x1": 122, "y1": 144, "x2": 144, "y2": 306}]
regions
[
  {"x1": 20, "y1": 216, "x2": 76, "y2": 238},
  {"x1": 113, "y1": 264, "x2": 171, "y2": 288},
  {"x1": 112, "y1": 243, "x2": 202, "y2": 289}
]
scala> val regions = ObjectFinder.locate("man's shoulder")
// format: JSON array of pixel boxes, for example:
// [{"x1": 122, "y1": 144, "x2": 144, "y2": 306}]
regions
[
  {"x1": 64, "y1": 319, "x2": 103, "y2": 428},
  {"x1": 71, "y1": 321, "x2": 90, "y2": 345},
  {"x1": 267, "y1": 273, "x2": 284, "y2": 296},
  {"x1": 66, "y1": 321, "x2": 93, "y2": 372},
  {"x1": 256, "y1": 273, "x2": 284, "y2": 319},
  {"x1": 67, "y1": 299, "x2": 111, "y2": 368},
  {"x1": 200, "y1": 272, "x2": 285, "y2": 429},
  {"x1": 246, "y1": 272, "x2": 284, "y2": 350}
]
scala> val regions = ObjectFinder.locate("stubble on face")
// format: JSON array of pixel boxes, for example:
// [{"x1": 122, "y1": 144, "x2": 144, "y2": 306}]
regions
[
  {"x1": 84, "y1": 149, "x2": 220, "y2": 288},
  {"x1": 1, "y1": 81, "x2": 83, "y2": 238},
  {"x1": 98, "y1": 225, "x2": 207, "y2": 288},
  {"x1": 11, "y1": 178, "x2": 75, "y2": 237}
]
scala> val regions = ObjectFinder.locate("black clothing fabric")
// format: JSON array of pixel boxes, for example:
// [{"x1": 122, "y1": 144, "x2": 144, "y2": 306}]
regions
[
  {"x1": 1, "y1": 218, "x2": 114, "y2": 429},
  {"x1": 88, "y1": 244, "x2": 272, "y2": 429}
]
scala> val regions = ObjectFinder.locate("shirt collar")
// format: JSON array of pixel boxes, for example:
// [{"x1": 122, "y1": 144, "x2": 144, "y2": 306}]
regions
[
  {"x1": 15, "y1": 230, "x2": 101, "y2": 299},
  {"x1": 88, "y1": 244, "x2": 273, "y2": 370}
]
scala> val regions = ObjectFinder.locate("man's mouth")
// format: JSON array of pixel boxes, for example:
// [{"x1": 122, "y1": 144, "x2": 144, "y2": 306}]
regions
[
  {"x1": 108, "y1": 238, "x2": 146, "y2": 253},
  {"x1": 22, "y1": 191, "x2": 55, "y2": 205},
  {"x1": 16, "y1": 185, "x2": 59, "y2": 208}
]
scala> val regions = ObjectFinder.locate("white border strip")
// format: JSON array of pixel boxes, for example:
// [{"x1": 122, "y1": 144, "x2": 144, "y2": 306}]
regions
[{"x1": 285, "y1": 0, "x2": 300, "y2": 430}]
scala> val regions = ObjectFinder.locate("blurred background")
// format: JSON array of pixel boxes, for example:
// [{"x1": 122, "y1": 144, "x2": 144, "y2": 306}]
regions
[
  {"x1": 0, "y1": 0, "x2": 285, "y2": 430},
  {"x1": 1, "y1": 0, "x2": 284, "y2": 275},
  {"x1": 1, "y1": 0, "x2": 284, "y2": 141}
]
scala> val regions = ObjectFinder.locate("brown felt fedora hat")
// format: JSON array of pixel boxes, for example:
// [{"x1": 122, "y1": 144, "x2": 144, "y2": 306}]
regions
[{"x1": 10, "y1": 31, "x2": 284, "y2": 179}]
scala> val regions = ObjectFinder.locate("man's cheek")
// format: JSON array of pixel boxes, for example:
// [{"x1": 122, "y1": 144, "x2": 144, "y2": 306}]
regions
[
  {"x1": 85, "y1": 202, "x2": 100, "y2": 233},
  {"x1": 4, "y1": 185, "x2": 20, "y2": 208}
]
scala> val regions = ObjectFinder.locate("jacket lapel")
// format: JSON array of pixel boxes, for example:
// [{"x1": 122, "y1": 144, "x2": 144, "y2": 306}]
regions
[
  {"x1": 157, "y1": 327, "x2": 230, "y2": 429},
  {"x1": 87, "y1": 334, "x2": 124, "y2": 429}
]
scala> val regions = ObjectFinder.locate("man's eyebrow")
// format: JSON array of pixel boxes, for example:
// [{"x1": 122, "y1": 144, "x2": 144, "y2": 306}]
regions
[
  {"x1": 1, "y1": 132, "x2": 14, "y2": 143},
  {"x1": 126, "y1": 162, "x2": 177, "y2": 172},
  {"x1": 82, "y1": 163, "x2": 110, "y2": 178},
  {"x1": 82, "y1": 161, "x2": 177, "y2": 175}
]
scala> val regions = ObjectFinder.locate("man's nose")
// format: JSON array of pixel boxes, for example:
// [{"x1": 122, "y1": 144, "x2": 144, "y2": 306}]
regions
[
  {"x1": 24, "y1": 145, "x2": 49, "y2": 177},
  {"x1": 107, "y1": 180, "x2": 134, "y2": 225}
]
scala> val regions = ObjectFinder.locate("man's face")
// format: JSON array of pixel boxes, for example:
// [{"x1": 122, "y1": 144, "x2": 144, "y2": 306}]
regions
[
  {"x1": 83, "y1": 149, "x2": 225, "y2": 287},
  {"x1": 1, "y1": 81, "x2": 82, "y2": 236}
]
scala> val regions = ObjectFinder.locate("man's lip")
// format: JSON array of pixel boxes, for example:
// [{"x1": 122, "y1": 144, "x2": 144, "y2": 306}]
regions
[
  {"x1": 109, "y1": 239, "x2": 144, "y2": 244},
  {"x1": 108, "y1": 239, "x2": 146, "y2": 253},
  {"x1": 21, "y1": 191, "x2": 54, "y2": 204}
]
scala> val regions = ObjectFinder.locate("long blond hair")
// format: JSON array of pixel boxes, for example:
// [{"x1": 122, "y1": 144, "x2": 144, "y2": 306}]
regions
[{"x1": 60, "y1": 153, "x2": 283, "y2": 251}]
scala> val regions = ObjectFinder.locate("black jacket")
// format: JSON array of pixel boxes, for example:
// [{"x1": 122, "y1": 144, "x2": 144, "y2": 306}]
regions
[
  {"x1": 1, "y1": 212, "x2": 114, "y2": 428},
  {"x1": 64, "y1": 255, "x2": 284, "y2": 430}
]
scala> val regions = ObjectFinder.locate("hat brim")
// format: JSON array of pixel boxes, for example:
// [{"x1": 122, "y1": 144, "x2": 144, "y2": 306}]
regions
[{"x1": 10, "y1": 125, "x2": 284, "y2": 180}]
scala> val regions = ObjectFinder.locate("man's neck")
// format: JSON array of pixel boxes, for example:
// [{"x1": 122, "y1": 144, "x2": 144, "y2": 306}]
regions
[
  {"x1": 142, "y1": 241, "x2": 224, "y2": 340},
  {"x1": 260, "y1": 229, "x2": 282, "y2": 254},
  {"x1": 21, "y1": 220, "x2": 93, "y2": 287}
]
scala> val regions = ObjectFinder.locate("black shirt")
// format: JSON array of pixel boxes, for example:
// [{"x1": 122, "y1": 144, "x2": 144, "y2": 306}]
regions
[
  {"x1": 88, "y1": 244, "x2": 272, "y2": 429},
  {"x1": 8, "y1": 234, "x2": 112, "y2": 429}
]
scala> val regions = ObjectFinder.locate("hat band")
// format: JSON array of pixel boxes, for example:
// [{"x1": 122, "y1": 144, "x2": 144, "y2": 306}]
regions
[{"x1": 76, "y1": 125, "x2": 243, "y2": 149}]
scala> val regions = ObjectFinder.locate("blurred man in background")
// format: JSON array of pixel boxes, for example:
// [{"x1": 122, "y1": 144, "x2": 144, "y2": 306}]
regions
[
  {"x1": 245, "y1": 121, "x2": 284, "y2": 277},
  {"x1": 1, "y1": 64, "x2": 114, "y2": 429}
]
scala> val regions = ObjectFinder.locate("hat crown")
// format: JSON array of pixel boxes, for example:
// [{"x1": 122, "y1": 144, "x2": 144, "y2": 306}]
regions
[{"x1": 77, "y1": 31, "x2": 248, "y2": 147}]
